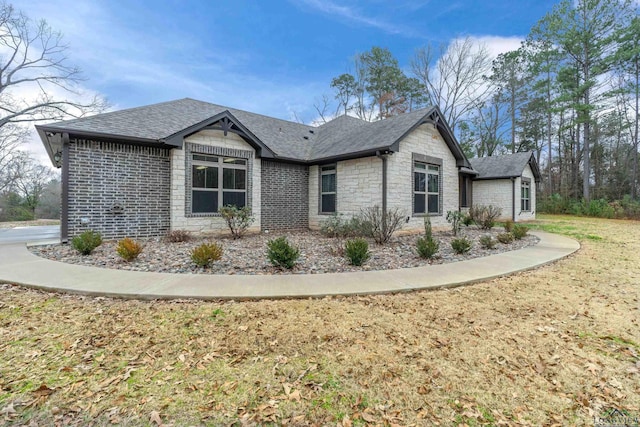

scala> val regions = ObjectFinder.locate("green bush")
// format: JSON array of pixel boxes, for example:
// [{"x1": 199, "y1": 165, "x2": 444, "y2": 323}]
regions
[
  {"x1": 446, "y1": 210, "x2": 463, "y2": 236},
  {"x1": 479, "y1": 235, "x2": 496, "y2": 249},
  {"x1": 344, "y1": 238, "x2": 370, "y2": 266},
  {"x1": 468, "y1": 205, "x2": 502, "y2": 230},
  {"x1": 266, "y1": 237, "x2": 300, "y2": 269},
  {"x1": 512, "y1": 224, "x2": 529, "y2": 240},
  {"x1": 191, "y1": 242, "x2": 223, "y2": 267},
  {"x1": 319, "y1": 213, "x2": 366, "y2": 238},
  {"x1": 538, "y1": 194, "x2": 640, "y2": 220},
  {"x1": 71, "y1": 230, "x2": 102, "y2": 255},
  {"x1": 504, "y1": 219, "x2": 514, "y2": 232},
  {"x1": 497, "y1": 232, "x2": 514, "y2": 244},
  {"x1": 219, "y1": 205, "x2": 255, "y2": 239},
  {"x1": 416, "y1": 235, "x2": 439, "y2": 259},
  {"x1": 462, "y1": 214, "x2": 474, "y2": 227},
  {"x1": 116, "y1": 237, "x2": 143, "y2": 262},
  {"x1": 451, "y1": 237, "x2": 472, "y2": 254}
]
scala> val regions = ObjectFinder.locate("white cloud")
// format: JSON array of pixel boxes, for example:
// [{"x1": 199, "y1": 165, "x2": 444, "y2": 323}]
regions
[
  {"x1": 469, "y1": 35, "x2": 524, "y2": 59},
  {"x1": 292, "y1": 0, "x2": 424, "y2": 38}
]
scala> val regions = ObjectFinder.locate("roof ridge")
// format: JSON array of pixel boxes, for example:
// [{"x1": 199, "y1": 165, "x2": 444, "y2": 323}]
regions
[{"x1": 183, "y1": 98, "x2": 314, "y2": 130}]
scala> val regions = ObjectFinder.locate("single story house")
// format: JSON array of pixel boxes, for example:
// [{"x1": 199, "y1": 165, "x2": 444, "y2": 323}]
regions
[
  {"x1": 469, "y1": 151, "x2": 541, "y2": 222},
  {"x1": 36, "y1": 98, "x2": 538, "y2": 241}
]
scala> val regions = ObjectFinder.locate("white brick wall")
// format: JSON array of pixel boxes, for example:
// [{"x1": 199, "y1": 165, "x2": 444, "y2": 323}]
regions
[
  {"x1": 471, "y1": 164, "x2": 537, "y2": 222},
  {"x1": 170, "y1": 130, "x2": 261, "y2": 235},
  {"x1": 387, "y1": 123, "x2": 459, "y2": 230}
]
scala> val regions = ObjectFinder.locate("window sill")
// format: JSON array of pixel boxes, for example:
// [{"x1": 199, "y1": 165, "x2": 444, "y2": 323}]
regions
[
  {"x1": 318, "y1": 212, "x2": 336, "y2": 216},
  {"x1": 186, "y1": 212, "x2": 223, "y2": 218},
  {"x1": 412, "y1": 213, "x2": 442, "y2": 217}
]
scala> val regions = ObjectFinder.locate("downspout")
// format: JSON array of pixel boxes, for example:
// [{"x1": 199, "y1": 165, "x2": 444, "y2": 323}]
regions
[
  {"x1": 61, "y1": 133, "x2": 70, "y2": 243},
  {"x1": 511, "y1": 177, "x2": 516, "y2": 222},
  {"x1": 376, "y1": 150, "x2": 388, "y2": 233}
]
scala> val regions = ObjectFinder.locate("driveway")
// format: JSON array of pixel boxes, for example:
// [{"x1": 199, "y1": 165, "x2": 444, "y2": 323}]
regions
[{"x1": 0, "y1": 225, "x2": 60, "y2": 245}]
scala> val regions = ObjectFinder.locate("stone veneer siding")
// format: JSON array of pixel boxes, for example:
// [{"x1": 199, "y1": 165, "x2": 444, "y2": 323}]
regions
[
  {"x1": 170, "y1": 130, "x2": 261, "y2": 234},
  {"x1": 261, "y1": 161, "x2": 309, "y2": 230},
  {"x1": 387, "y1": 123, "x2": 459, "y2": 230},
  {"x1": 67, "y1": 139, "x2": 170, "y2": 239},
  {"x1": 471, "y1": 164, "x2": 537, "y2": 222},
  {"x1": 308, "y1": 157, "x2": 383, "y2": 229}
]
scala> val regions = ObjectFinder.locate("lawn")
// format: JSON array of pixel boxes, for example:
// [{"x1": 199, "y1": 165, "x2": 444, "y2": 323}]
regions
[{"x1": 1, "y1": 215, "x2": 638, "y2": 426}]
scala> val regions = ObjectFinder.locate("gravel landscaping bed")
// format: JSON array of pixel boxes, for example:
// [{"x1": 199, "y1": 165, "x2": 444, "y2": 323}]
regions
[{"x1": 30, "y1": 228, "x2": 538, "y2": 275}]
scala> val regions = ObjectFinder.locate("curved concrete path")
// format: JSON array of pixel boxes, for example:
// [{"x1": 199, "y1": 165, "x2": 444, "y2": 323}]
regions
[{"x1": 0, "y1": 231, "x2": 579, "y2": 300}]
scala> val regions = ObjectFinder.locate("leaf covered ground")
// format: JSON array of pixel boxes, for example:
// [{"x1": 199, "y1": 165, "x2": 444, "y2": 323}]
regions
[{"x1": 1, "y1": 215, "x2": 638, "y2": 426}]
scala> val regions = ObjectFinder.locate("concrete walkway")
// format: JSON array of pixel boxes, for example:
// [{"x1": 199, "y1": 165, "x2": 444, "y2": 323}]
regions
[{"x1": 0, "y1": 231, "x2": 579, "y2": 300}]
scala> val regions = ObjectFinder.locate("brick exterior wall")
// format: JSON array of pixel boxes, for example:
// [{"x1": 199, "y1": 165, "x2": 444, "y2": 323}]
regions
[
  {"x1": 67, "y1": 139, "x2": 170, "y2": 240},
  {"x1": 261, "y1": 161, "x2": 309, "y2": 230}
]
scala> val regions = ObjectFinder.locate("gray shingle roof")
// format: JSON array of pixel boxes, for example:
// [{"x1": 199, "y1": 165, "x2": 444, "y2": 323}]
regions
[
  {"x1": 469, "y1": 152, "x2": 539, "y2": 180},
  {"x1": 38, "y1": 98, "x2": 469, "y2": 166}
]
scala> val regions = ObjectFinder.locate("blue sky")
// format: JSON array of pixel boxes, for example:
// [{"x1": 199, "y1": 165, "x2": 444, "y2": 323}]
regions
[{"x1": 18, "y1": 0, "x2": 559, "y2": 159}]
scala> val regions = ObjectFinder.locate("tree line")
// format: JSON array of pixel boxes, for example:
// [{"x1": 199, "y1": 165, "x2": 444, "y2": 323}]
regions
[{"x1": 318, "y1": 0, "x2": 639, "y2": 204}]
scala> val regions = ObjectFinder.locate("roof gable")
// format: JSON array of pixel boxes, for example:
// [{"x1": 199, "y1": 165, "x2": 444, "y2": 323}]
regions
[{"x1": 469, "y1": 151, "x2": 541, "y2": 182}]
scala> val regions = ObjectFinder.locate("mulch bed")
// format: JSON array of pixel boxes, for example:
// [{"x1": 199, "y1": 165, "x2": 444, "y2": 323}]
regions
[{"x1": 30, "y1": 227, "x2": 538, "y2": 275}]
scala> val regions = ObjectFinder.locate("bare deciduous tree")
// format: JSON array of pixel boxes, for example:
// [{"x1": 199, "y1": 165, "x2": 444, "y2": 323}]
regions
[
  {"x1": 410, "y1": 37, "x2": 493, "y2": 133},
  {"x1": 0, "y1": 2, "x2": 107, "y2": 128}
]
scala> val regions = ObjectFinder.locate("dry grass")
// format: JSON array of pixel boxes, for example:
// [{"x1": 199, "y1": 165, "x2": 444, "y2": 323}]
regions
[
  {"x1": 1, "y1": 215, "x2": 638, "y2": 426},
  {"x1": 0, "y1": 219, "x2": 60, "y2": 229}
]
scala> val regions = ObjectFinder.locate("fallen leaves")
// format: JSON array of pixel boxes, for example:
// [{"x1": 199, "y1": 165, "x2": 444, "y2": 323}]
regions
[{"x1": 1, "y1": 217, "x2": 639, "y2": 425}]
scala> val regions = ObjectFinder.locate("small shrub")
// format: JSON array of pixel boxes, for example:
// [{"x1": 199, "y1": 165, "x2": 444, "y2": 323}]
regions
[
  {"x1": 468, "y1": 205, "x2": 502, "y2": 230},
  {"x1": 266, "y1": 237, "x2": 300, "y2": 269},
  {"x1": 320, "y1": 213, "x2": 366, "y2": 238},
  {"x1": 166, "y1": 229, "x2": 191, "y2": 242},
  {"x1": 497, "y1": 232, "x2": 514, "y2": 244},
  {"x1": 416, "y1": 236, "x2": 439, "y2": 259},
  {"x1": 116, "y1": 237, "x2": 143, "y2": 262},
  {"x1": 71, "y1": 230, "x2": 102, "y2": 255},
  {"x1": 479, "y1": 235, "x2": 496, "y2": 249},
  {"x1": 462, "y1": 214, "x2": 474, "y2": 227},
  {"x1": 219, "y1": 205, "x2": 255, "y2": 239},
  {"x1": 344, "y1": 238, "x2": 370, "y2": 266},
  {"x1": 424, "y1": 216, "x2": 434, "y2": 239},
  {"x1": 451, "y1": 237, "x2": 472, "y2": 254},
  {"x1": 446, "y1": 210, "x2": 463, "y2": 236},
  {"x1": 358, "y1": 205, "x2": 405, "y2": 245},
  {"x1": 191, "y1": 242, "x2": 224, "y2": 267},
  {"x1": 512, "y1": 224, "x2": 529, "y2": 240},
  {"x1": 504, "y1": 219, "x2": 514, "y2": 233}
]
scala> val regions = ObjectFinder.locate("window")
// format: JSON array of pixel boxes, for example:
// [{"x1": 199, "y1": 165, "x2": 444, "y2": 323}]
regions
[
  {"x1": 521, "y1": 180, "x2": 531, "y2": 212},
  {"x1": 192, "y1": 155, "x2": 247, "y2": 213},
  {"x1": 414, "y1": 162, "x2": 440, "y2": 214},
  {"x1": 320, "y1": 165, "x2": 336, "y2": 213}
]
